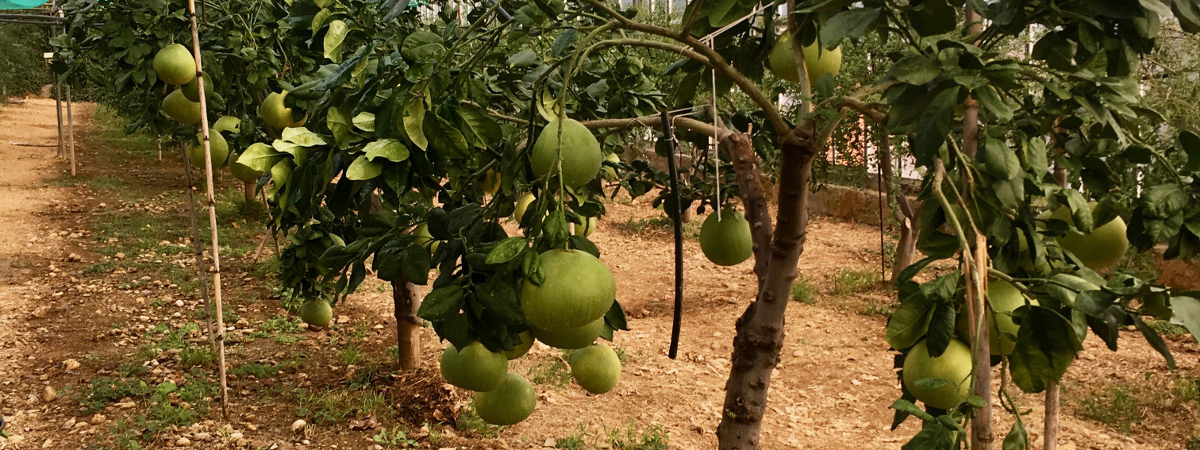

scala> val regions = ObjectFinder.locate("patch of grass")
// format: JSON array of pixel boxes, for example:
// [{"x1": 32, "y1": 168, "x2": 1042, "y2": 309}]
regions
[
  {"x1": 556, "y1": 425, "x2": 588, "y2": 449},
  {"x1": 231, "y1": 362, "x2": 279, "y2": 379},
  {"x1": 222, "y1": 309, "x2": 241, "y2": 324},
  {"x1": 613, "y1": 214, "x2": 701, "y2": 239},
  {"x1": 338, "y1": 344, "x2": 364, "y2": 366},
  {"x1": 74, "y1": 377, "x2": 154, "y2": 413},
  {"x1": 1077, "y1": 386, "x2": 1139, "y2": 433},
  {"x1": 87, "y1": 175, "x2": 126, "y2": 190},
  {"x1": 1174, "y1": 377, "x2": 1199, "y2": 404},
  {"x1": 1147, "y1": 319, "x2": 1189, "y2": 337},
  {"x1": 259, "y1": 315, "x2": 303, "y2": 333},
  {"x1": 342, "y1": 366, "x2": 382, "y2": 390},
  {"x1": 84, "y1": 261, "x2": 115, "y2": 274},
  {"x1": 456, "y1": 405, "x2": 504, "y2": 438},
  {"x1": 828, "y1": 268, "x2": 881, "y2": 295},
  {"x1": 791, "y1": 274, "x2": 816, "y2": 304},
  {"x1": 148, "y1": 299, "x2": 166, "y2": 308},
  {"x1": 602, "y1": 420, "x2": 670, "y2": 450},
  {"x1": 527, "y1": 358, "x2": 572, "y2": 388},
  {"x1": 178, "y1": 347, "x2": 215, "y2": 368},
  {"x1": 859, "y1": 301, "x2": 893, "y2": 317},
  {"x1": 373, "y1": 425, "x2": 419, "y2": 448},
  {"x1": 1188, "y1": 435, "x2": 1200, "y2": 450},
  {"x1": 293, "y1": 388, "x2": 393, "y2": 425}
]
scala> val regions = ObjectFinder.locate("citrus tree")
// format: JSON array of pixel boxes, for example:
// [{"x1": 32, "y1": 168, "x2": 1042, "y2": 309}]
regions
[{"x1": 53, "y1": 0, "x2": 1200, "y2": 447}]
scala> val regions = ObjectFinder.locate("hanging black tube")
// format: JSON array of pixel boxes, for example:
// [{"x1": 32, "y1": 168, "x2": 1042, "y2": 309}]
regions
[{"x1": 661, "y1": 111, "x2": 685, "y2": 359}]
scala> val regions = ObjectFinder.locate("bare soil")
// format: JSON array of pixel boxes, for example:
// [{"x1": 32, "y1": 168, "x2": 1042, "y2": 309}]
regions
[{"x1": 0, "y1": 100, "x2": 1196, "y2": 450}]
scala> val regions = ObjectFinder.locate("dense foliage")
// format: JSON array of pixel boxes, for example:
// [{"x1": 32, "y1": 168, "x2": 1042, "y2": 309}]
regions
[{"x1": 0, "y1": 23, "x2": 53, "y2": 97}]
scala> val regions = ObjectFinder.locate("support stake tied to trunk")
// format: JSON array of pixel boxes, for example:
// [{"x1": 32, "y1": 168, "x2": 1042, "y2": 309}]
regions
[{"x1": 185, "y1": 0, "x2": 229, "y2": 414}]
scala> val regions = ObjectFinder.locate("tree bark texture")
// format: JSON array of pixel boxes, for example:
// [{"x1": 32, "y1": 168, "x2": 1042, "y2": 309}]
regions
[
  {"x1": 723, "y1": 133, "x2": 774, "y2": 286},
  {"x1": 877, "y1": 131, "x2": 919, "y2": 284},
  {"x1": 244, "y1": 180, "x2": 256, "y2": 205},
  {"x1": 391, "y1": 277, "x2": 423, "y2": 370},
  {"x1": 716, "y1": 134, "x2": 815, "y2": 450}
]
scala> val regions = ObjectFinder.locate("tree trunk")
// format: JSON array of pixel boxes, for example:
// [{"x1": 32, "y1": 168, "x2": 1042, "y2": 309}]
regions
[
  {"x1": 877, "y1": 131, "x2": 919, "y2": 285},
  {"x1": 390, "y1": 277, "x2": 423, "y2": 370},
  {"x1": 716, "y1": 133, "x2": 814, "y2": 450},
  {"x1": 244, "y1": 180, "x2": 256, "y2": 205}
]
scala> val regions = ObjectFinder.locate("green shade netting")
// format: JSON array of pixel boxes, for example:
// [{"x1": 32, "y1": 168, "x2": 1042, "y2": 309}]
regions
[{"x1": 0, "y1": 0, "x2": 49, "y2": 9}]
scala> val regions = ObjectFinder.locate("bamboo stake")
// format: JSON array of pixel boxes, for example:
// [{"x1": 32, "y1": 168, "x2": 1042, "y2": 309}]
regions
[
  {"x1": 185, "y1": 0, "x2": 229, "y2": 413},
  {"x1": 66, "y1": 83, "x2": 75, "y2": 176},
  {"x1": 182, "y1": 145, "x2": 216, "y2": 350}
]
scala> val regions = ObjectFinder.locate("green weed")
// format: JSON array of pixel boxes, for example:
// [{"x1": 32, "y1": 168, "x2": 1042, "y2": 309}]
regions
[
  {"x1": 829, "y1": 268, "x2": 881, "y2": 295},
  {"x1": 231, "y1": 362, "x2": 279, "y2": 379},
  {"x1": 791, "y1": 274, "x2": 816, "y2": 304},
  {"x1": 456, "y1": 405, "x2": 504, "y2": 438},
  {"x1": 1147, "y1": 319, "x2": 1189, "y2": 337},
  {"x1": 293, "y1": 388, "x2": 393, "y2": 425},
  {"x1": 527, "y1": 358, "x2": 572, "y2": 388},
  {"x1": 338, "y1": 344, "x2": 364, "y2": 366},
  {"x1": 859, "y1": 301, "x2": 893, "y2": 317},
  {"x1": 178, "y1": 347, "x2": 215, "y2": 368},
  {"x1": 1077, "y1": 386, "x2": 1139, "y2": 433},
  {"x1": 373, "y1": 426, "x2": 419, "y2": 447}
]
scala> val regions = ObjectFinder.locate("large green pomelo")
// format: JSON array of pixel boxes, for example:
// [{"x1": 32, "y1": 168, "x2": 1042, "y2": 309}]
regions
[
  {"x1": 574, "y1": 216, "x2": 597, "y2": 237},
  {"x1": 229, "y1": 151, "x2": 263, "y2": 183},
  {"x1": 482, "y1": 169, "x2": 500, "y2": 195},
  {"x1": 767, "y1": 34, "x2": 842, "y2": 87},
  {"x1": 1047, "y1": 205, "x2": 1129, "y2": 270},
  {"x1": 299, "y1": 299, "x2": 332, "y2": 328},
  {"x1": 569, "y1": 343, "x2": 621, "y2": 394},
  {"x1": 181, "y1": 72, "x2": 213, "y2": 102},
  {"x1": 520, "y1": 249, "x2": 616, "y2": 331},
  {"x1": 162, "y1": 90, "x2": 202, "y2": 125},
  {"x1": 956, "y1": 280, "x2": 1038, "y2": 356},
  {"x1": 439, "y1": 341, "x2": 508, "y2": 392},
  {"x1": 153, "y1": 43, "x2": 196, "y2": 86},
  {"x1": 187, "y1": 131, "x2": 230, "y2": 170},
  {"x1": 472, "y1": 373, "x2": 536, "y2": 425},
  {"x1": 699, "y1": 209, "x2": 753, "y2": 266},
  {"x1": 414, "y1": 223, "x2": 440, "y2": 256},
  {"x1": 902, "y1": 338, "x2": 973, "y2": 410},
  {"x1": 531, "y1": 118, "x2": 602, "y2": 188},
  {"x1": 532, "y1": 318, "x2": 603, "y2": 350},
  {"x1": 503, "y1": 331, "x2": 534, "y2": 360},
  {"x1": 514, "y1": 193, "x2": 536, "y2": 223},
  {"x1": 261, "y1": 91, "x2": 299, "y2": 130}
]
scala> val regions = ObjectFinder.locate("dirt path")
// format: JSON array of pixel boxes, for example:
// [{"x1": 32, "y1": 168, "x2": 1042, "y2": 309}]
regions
[{"x1": 0, "y1": 98, "x2": 96, "y2": 448}]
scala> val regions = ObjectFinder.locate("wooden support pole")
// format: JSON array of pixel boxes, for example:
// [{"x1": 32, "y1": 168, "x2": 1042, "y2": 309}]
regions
[
  {"x1": 66, "y1": 83, "x2": 75, "y2": 176},
  {"x1": 185, "y1": 0, "x2": 229, "y2": 414}
]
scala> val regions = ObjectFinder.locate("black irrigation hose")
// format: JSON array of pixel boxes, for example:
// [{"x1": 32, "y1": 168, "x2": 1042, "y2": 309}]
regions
[{"x1": 661, "y1": 111, "x2": 684, "y2": 360}]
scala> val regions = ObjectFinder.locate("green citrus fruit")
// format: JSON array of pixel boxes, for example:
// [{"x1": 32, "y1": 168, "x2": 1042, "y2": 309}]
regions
[
  {"x1": 414, "y1": 223, "x2": 440, "y2": 256},
  {"x1": 699, "y1": 209, "x2": 753, "y2": 266},
  {"x1": 1043, "y1": 273, "x2": 1099, "y2": 308},
  {"x1": 181, "y1": 72, "x2": 213, "y2": 103},
  {"x1": 574, "y1": 216, "x2": 597, "y2": 237},
  {"x1": 532, "y1": 318, "x2": 604, "y2": 350},
  {"x1": 229, "y1": 152, "x2": 263, "y2": 183},
  {"x1": 153, "y1": 43, "x2": 196, "y2": 86},
  {"x1": 162, "y1": 90, "x2": 202, "y2": 125},
  {"x1": 531, "y1": 118, "x2": 602, "y2": 188},
  {"x1": 1047, "y1": 205, "x2": 1129, "y2": 270},
  {"x1": 956, "y1": 280, "x2": 1037, "y2": 355},
  {"x1": 439, "y1": 341, "x2": 508, "y2": 392},
  {"x1": 482, "y1": 169, "x2": 501, "y2": 195},
  {"x1": 299, "y1": 299, "x2": 332, "y2": 328},
  {"x1": 767, "y1": 33, "x2": 842, "y2": 87},
  {"x1": 902, "y1": 338, "x2": 973, "y2": 410},
  {"x1": 520, "y1": 249, "x2": 615, "y2": 331},
  {"x1": 514, "y1": 193, "x2": 536, "y2": 223},
  {"x1": 601, "y1": 152, "x2": 620, "y2": 181},
  {"x1": 261, "y1": 91, "x2": 301, "y2": 130},
  {"x1": 472, "y1": 373, "x2": 536, "y2": 425},
  {"x1": 503, "y1": 331, "x2": 534, "y2": 360},
  {"x1": 186, "y1": 130, "x2": 230, "y2": 170},
  {"x1": 569, "y1": 343, "x2": 621, "y2": 394}
]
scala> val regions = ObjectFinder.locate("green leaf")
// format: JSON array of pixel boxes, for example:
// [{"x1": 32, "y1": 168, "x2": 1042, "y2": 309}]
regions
[
  {"x1": 486, "y1": 237, "x2": 528, "y2": 265},
  {"x1": 401, "y1": 30, "x2": 445, "y2": 61},
  {"x1": 404, "y1": 97, "x2": 427, "y2": 150},
  {"x1": 886, "y1": 295, "x2": 935, "y2": 350},
  {"x1": 1174, "y1": 0, "x2": 1200, "y2": 33},
  {"x1": 605, "y1": 300, "x2": 629, "y2": 331},
  {"x1": 267, "y1": 159, "x2": 292, "y2": 199},
  {"x1": 907, "y1": 0, "x2": 957, "y2": 37},
  {"x1": 417, "y1": 285, "x2": 465, "y2": 321},
  {"x1": 974, "y1": 86, "x2": 1016, "y2": 122},
  {"x1": 1009, "y1": 307, "x2": 1081, "y2": 393},
  {"x1": 706, "y1": 0, "x2": 739, "y2": 27},
  {"x1": 819, "y1": 8, "x2": 883, "y2": 48},
  {"x1": 323, "y1": 20, "x2": 348, "y2": 63},
  {"x1": 458, "y1": 104, "x2": 502, "y2": 146},
  {"x1": 1002, "y1": 420, "x2": 1029, "y2": 450},
  {"x1": 363, "y1": 139, "x2": 409, "y2": 162},
  {"x1": 1142, "y1": 184, "x2": 1188, "y2": 218},
  {"x1": 282, "y1": 127, "x2": 328, "y2": 147},
  {"x1": 980, "y1": 139, "x2": 1021, "y2": 180},
  {"x1": 423, "y1": 116, "x2": 468, "y2": 157},
  {"x1": 890, "y1": 55, "x2": 942, "y2": 86},
  {"x1": 311, "y1": 8, "x2": 332, "y2": 34},
  {"x1": 1181, "y1": 130, "x2": 1200, "y2": 172},
  {"x1": 327, "y1": 106, "x2": 351, "y2": 148},
  {"x1": 236, "y1": 143, "x2": 284, "y2": 172},
  {"x1": 212, "y1": 116, "x2": 241, "y2": 134},
  {"x1": 1171, "y1": 296, "x2": 1200, "y2": 344},
  {"x1": 551, "y1": 28, "x2": 577, "y2": 57},
  {"x1": 889, "y1": 399, "x2": 935, "y2": 423},
  {"x1": 1131, "y1": 315, "x2": 1176, "y2": 370},
  {"x1": 353, "y1": 112, "x2": 376, "y2": 132},
  {"x1": 507, "y1": 50, "x2": 539, "y2": 67},
  {"x1": 346, "y1": 154, "x2": 383, "y2": 180}
]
